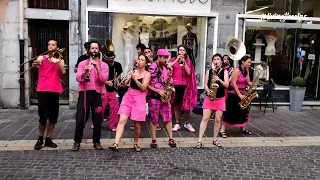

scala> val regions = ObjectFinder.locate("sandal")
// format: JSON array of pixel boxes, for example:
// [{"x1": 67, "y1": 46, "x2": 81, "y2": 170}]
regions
[
  {"x1": 213, "y1": 141, "x2": 222, "y2": 147},
  {"x1": 133, "y1": 144, "x2": 141, "y2": 152},
  {"x1": 242, "y1": 129, "x2": 252, "y2": 135},
  {"x1": 109, "y1": 143, "x2": 119, "y2": 152},
  {"x1": 168, "y1": 139, "x2": 176, "y2": 148},
  {"x1": 195, "y1": 142, "x2": 202, "y2": 149},
  {"x1": 219, "y1": 132, "x2": 228, "y2": 138},
  {"x1": 150, "y1": 140, "x2": 158, "y2": 148}
]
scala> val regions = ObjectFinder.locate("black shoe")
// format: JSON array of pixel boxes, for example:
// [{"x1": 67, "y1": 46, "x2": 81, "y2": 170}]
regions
[
  {"x1": 34, "y1": 139, "x2": 43, "y2": 150},
  {"x1": 93, "y1": 143, "x2": 103, "y2": 150},
  {"x1": 72, "y1": 142, "x2": 80, "y2": 151},
  {"x1": 44, "y1": 137, "x2": 57, "y2": 148}
]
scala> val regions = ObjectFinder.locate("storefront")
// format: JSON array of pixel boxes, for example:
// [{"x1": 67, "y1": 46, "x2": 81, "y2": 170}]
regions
[
  {"x1": 85, "y1": 0, "x2": 220, "y2": 89},
  {"x1": 235, "y1": 0, "x2": 320, "y2": 105}
]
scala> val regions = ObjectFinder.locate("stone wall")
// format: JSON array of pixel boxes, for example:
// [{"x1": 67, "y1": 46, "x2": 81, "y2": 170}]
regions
[
  {"x1": 0, "y1": 0, "x2": 30, "y2": 108},
  {"x1": 205, "y1": 0, "x2": 246, "y2": 70}
]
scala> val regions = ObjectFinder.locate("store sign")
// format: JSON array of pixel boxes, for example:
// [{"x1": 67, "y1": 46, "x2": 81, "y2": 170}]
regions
[
  {"x1": 261, "y1": 12, "x2": 307, "y2": 22},
  {"x1": 109, "y1": 0, "x2": 211, "y2": 14}
]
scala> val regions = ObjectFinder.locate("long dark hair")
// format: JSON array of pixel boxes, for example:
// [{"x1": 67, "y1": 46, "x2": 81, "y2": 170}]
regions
[
  {"x1": 238, "y1": 55, "x2": 251, "y2": 66},
  {"x1": 138, "y1": 54, "x2": 150, "y2": 70},
  {"x1": 177, "y1": 44, "x2": 188, "y2": 58}
]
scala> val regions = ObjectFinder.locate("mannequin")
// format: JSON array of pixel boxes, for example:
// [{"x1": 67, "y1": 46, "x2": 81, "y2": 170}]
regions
[
  {"x1": 255, "y1": 61, "x2": 269, "y2": 83},
  {"x1": 122, "y1": 22, "x2": 136, "y2": 73},
  {"x1": 265, "y1": 31, "x2": 277, "y2": 56},
  {"x1": 182, "y1": 23, "x2": 198, "y2": 68},
  {"x1": 139, "y1": 23, "x2": 150, "y2": 48}
]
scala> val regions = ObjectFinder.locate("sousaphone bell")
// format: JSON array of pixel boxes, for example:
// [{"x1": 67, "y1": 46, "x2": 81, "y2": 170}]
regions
[{"x1": 225, "y1": 38, "x2": 246, "y2": 61}]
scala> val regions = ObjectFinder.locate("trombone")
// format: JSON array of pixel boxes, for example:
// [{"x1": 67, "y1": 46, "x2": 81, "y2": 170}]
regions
[{"x1": 18, "y1": 48, "x2": 65, "y2": 75}]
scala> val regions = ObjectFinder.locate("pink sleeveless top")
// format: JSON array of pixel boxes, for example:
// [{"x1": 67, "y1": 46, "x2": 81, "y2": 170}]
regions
[
  {"x1": 36, "y1": 56, "x2": 62, "y2": 93},
  {"x1": 230, "y1": 68, "x2": 249, "y2": 95}
]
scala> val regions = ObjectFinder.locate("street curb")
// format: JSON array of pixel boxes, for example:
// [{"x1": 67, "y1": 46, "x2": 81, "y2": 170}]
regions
[{"x1": 0, "y1": 136, "x2": 320, "y2": 151}]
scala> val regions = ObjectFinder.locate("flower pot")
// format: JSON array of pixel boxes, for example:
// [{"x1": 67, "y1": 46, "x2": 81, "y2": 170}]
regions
[{"x1": 289, "y1": 86, "x2": 306, "y2": 112}]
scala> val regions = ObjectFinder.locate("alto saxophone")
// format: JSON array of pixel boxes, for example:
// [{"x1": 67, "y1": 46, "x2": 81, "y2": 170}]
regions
[
  {"x1": 160, "y1": 63, "x2": 175, "y2": 103},
  {"x1": 239, "y1": 68, "x2": 261, "y2": 109},
  {"x1": 118, "y1": 65, "x2": 137, "y2": 87},
  {"x1": 209, "y1": 63, "x2": 219, "y2": 101}
]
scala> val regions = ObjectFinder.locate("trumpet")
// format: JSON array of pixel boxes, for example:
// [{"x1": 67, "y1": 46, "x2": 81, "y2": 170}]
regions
[
  {"x1": 18, "y1": 48, "x2": 65, "y2": 75},
  {"x1": 178, "y1": 55, "x2": 185, "y2": 66}
]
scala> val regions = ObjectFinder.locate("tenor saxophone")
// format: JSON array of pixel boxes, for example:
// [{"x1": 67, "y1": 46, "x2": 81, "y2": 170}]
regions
[
  {"x1": 160, "y1": 63, "x2": 175, "y2": 103},
  {"x1": 239, "y1": 69, "x2": 261, "y2": 109},
  {"x1": 209, "y1": 63, "x2": 219, "y2": 101}
]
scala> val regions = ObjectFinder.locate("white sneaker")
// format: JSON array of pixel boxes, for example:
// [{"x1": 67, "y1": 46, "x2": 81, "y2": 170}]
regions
[
  {"x1": 184, "y1": 123, "x2": 195, "y2": 132},
  {"x1": 172, "y1": 124, "x2": 180, "y2": 132}
]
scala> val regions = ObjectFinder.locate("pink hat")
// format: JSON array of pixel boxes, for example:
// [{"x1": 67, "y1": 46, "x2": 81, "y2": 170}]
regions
[{"x1": 157, "y1": 49, "x2": 171, "y2": 56}]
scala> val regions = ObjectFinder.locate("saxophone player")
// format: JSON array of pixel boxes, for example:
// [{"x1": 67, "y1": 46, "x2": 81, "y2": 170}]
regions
[
  {"x1": 222, "y1": 56, "x2": 253, "y2": 136},
  {"x1": 147, "y1": 49, "x2": 177, "y2": 148},
  {"x1": 196, "y1": 54, "x2": 229, "y2": 149}
]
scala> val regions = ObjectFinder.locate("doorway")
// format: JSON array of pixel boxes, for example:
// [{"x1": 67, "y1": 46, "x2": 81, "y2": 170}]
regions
[{"x1": 28, "y1": 19, "x2": 69, "y2": 104}]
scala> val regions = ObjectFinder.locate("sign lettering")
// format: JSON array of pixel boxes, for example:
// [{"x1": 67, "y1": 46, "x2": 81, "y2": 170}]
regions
[{"x1": 261, "y1": 12, "x2": 307, "y2": 22}]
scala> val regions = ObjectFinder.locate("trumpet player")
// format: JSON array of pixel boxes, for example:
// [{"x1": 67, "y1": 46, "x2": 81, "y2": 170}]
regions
[
  {"x1": 101, "y1": 51, "x2": 122, "y2": 132},
  {"x1": 147, "y1": 49, "x2": 176, "y2": 148},
  {"x1": 223, "y1": 56, "x2": 253, "y2": 136},
  {"x1": 33, "y1": 39, "x2": 66, "y2": 150},
  {"x1": 72, "y1": 41, "x2": 109, "y2": 151},
  {"x1": 196, "y1": 54, "x2": 229, "y2": 149},
  {"x1": 168, "y1": 45, "x2": 198, "y2": 133}
]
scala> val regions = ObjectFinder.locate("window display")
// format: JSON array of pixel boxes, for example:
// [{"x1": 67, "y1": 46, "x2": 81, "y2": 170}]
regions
[
  {"x1": 244, "y1": 25, "x2": 320, "y2": 100},
  {"x1": 110, "y1": 13, "x2": 207, "y2": 88}
]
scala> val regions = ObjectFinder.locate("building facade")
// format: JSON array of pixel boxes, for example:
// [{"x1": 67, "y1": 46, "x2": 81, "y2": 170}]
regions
[{"x1": 0, "y1": 0, "x2": 246, "y2": 109}]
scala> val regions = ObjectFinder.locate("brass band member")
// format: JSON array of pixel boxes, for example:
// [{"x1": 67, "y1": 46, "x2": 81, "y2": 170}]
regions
[
  {"x1": 33, "y1": 39, "x2": 66, "y2": 150},
  {"x1": 101, "y1": 51, "x2": 122, "y2": 132},
  {"x1": 169, "y1": 45, "x2": 198, "y2": 132},
  {"x1": 109, "y1": 55, "x2": 151, "y2": 152},
  {"x1": 223, "y1": 56, "x2": 253, "y2": 135},
  {"x1": 147, "y1": 49, "x2": 177, "y2": 148},
  {"x1": 72, "y1": 41, "x2": 109, "y2": 151},
  {"x1": 196, "y1": 54, "x2": 229, "y2": 148}
]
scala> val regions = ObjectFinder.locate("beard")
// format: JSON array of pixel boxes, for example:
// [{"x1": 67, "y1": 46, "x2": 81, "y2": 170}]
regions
[{"x1": 90, "y1": 51, "x2": 100, "y2": 58}]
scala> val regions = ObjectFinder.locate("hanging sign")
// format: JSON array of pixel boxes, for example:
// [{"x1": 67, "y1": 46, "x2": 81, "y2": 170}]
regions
[
  {"x1": 108, "y1": 0, "x2": 212, "y2": 14},
  {"x1": 308, "y1": 54, "x2": 315, "y2": 60},
  {"x1": 261, "y1": 12, "x2": 307, "y2": 22}
]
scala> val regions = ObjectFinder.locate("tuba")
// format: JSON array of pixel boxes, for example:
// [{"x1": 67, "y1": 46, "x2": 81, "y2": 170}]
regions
[
  {"x1": 160, "y1": 63, "x2": 175, "y2": 103},
  {"x1": 239, "y1": 68, "x2": 260, "y2": 109},
  {"x1": 225, "y1": 38, "x2": 246, "y2": 61},
  {"x1": 209, "y1": 62, "x2": 220, "y2": 101}
]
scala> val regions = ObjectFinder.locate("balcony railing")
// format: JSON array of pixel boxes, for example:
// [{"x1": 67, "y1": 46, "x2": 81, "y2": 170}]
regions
[{"x1": 28, "y1": 0, "x2": 69, "y2": 10}]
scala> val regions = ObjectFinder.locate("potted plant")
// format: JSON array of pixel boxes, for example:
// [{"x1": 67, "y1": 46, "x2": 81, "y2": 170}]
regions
[{"x1": 289, "y1": 76, "x2": 306, "y2": 112}]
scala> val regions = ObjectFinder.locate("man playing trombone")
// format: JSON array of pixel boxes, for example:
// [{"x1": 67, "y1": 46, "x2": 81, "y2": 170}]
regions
[{"x1": 32, "y1": 39, "x2": 66, "y2": 150}]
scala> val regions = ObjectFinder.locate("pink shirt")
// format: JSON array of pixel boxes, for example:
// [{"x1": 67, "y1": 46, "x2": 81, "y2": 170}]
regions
[
  {"x1": 148, "y1": 62, "x2": 169, "y2": 90},
  {"x1": 169, "y1": 57, "x2": 190, "y2": 85},
  {"x1": 36, "y1": 56, "x2": 63, "y2": 93},
  {"x1": 76, "y1": 59, "x2": 109, "y2": 94}
]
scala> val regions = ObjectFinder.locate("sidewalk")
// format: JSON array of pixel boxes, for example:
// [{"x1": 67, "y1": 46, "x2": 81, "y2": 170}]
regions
[{"x1": 0, "y1": 108, "x2": 320, "y2": 150}]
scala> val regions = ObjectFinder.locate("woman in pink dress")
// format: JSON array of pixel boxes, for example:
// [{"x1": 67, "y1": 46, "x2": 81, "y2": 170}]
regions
[
  {"x1": 223, "y1": 56, "x2": 253, "y2": 135},
  {"x1": 168, "y1": 45, "x2": 198, "y2": 133},
  {"x1": 196, "y1": 54, "x2": 229, "y2": 148},
  {"x1": 109, "y1": 55, "x2": 151, "y2": 152}
]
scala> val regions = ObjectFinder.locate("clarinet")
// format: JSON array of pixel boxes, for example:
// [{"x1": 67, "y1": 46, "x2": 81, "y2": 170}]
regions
[{"x1": 85, "y1": 57, "x2": 94, "y2": 82}]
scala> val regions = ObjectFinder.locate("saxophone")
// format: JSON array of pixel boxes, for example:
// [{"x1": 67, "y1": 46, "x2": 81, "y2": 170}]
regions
[
  {"x1": 209, "y1": 63, "x2": 219, "y2": 101},
  {"x1": 239, "y1": 69, "x2": 261, "y2": 109},
  {"x1": 160, "y1": 63, "x2": 175, "y2": 103}
]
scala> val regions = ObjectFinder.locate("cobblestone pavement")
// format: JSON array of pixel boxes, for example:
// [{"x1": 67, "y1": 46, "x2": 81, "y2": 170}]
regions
[
  {"x1": 0, "y1": 108, "x2": 320, "y2": 142},
  {"x1": 0, "y1": 146, "x2": 319, "y2": 180}
]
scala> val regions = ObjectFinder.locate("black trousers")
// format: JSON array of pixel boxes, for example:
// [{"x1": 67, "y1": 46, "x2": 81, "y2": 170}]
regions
[
  {"x1": 74, "y1": 90, "x2": 102, "y2": 144},
  {"x1": 37, "y1": 92, "x2": 60, "y2": 125}
]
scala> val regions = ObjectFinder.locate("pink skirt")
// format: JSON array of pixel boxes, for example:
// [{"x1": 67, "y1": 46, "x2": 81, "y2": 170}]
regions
[
  {"x1": 202, "y1": 96, "x2": 226, "y2": 111},
  {"x1": 118, "y1": 88, "x2": 147, "y2": 121}
]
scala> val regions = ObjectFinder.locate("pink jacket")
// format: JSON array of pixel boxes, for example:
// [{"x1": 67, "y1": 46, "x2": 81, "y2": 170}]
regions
[{"x1": 76, "y1": 59, "x2": 109, "y2": 94}]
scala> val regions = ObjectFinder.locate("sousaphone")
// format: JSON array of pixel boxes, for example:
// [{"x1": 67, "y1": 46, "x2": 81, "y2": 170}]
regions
[{"x1": 225, "y1": 37, "x2": 246, "y2": 61}]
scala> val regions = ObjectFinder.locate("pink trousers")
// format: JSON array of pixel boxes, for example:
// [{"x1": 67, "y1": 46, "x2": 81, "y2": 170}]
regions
[{"x1": 102, "y1": 92, "x2": 119, "y2": 130}]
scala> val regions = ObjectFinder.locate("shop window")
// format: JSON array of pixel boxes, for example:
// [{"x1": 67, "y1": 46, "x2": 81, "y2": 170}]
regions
[
  {"x1": 244, "y1": 22, "x2": 320, "y2": 100},
  {"x1": 87, "y1": 11, "x2": 113, "y2": 45},
  {"x1": 87, "y1": 13, "x2": 208, "y2": 88}
]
